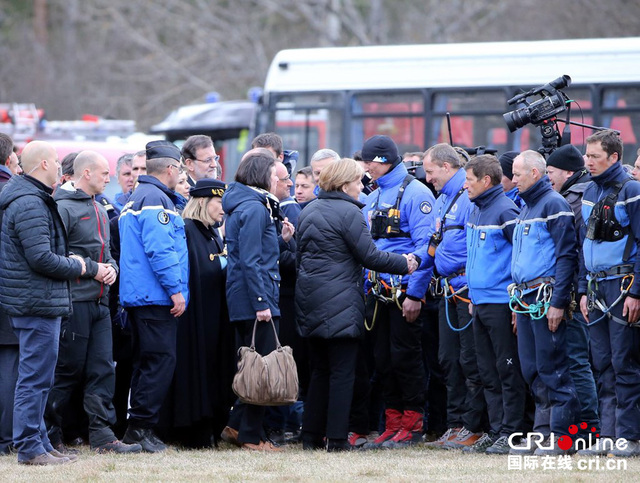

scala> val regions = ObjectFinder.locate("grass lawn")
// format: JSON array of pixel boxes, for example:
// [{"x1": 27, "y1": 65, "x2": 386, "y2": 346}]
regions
[{"x1": 1, "y1": 443, "x2": 640, "y2": 481}]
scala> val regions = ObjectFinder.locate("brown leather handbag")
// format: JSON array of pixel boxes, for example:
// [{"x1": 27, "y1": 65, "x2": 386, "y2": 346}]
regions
[{"x1": 232, "y1": 319, "x2": 299, "y2": 406}]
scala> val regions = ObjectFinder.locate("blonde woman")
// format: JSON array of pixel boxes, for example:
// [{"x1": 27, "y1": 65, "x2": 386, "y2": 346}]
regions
[{"x1": 295, "y1": 158, "x2": 416, "y2": 451}]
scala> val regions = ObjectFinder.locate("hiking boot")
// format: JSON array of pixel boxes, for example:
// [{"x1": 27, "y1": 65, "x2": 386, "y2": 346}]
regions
[
  {"x1": 362, "y1": 408, "x2": 403, "y2": 449},
  {"x1": 462, "y1": 433, "x2": 495, "y2": 453},
  {"x1": 534, "y1": 435, "x2": 576, "y2": 456},
  {"x1": 302, "y1": 433, "x2": 325, "y2": 451},
  {"x1": 93, "y1": 440, "x2": 143, "y2": 454},
  {"x1": 485, "y1": 435, "x2": 512, "y2": 455},
  {"x1": 284, "y1": 429, "x2": 302, "y2": 444},
  {"x1": 122, "y1": 426, "x2": 166, "y2": 453},
  {"x1": 444, "y1": 427, "x2": 483, "y2": 449},
  {"x1": 49, "y1": 449, "x2": 78, "y2": 462},
  {"x1": 577, "y1": 437, "x2": 616, "y2": 456},
  {"x1": 424, "y1": 427, "x2": 462, "y2": 449},
  {"x1": 348, "y1": 432, "x2": 368, "y2": 449},
  {"x1": 381, "y1": 410, "x2": 424, "y2": 449},
  {"x1": 221, "y1": 426, "x2": 241, "y2": 447},
  {"x1": 509, "y1": 435, "x2": 539, "y2": 455},
  {"x1": 609, "y1": 440, "x2": 640, "y2": 458},
  {"x1": 20, "y1": 452, "x2": 71, "y2": 465}
]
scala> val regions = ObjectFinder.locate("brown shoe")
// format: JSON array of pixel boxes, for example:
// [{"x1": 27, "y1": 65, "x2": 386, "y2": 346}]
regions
[
  {"x1": 20, "y1": 452, "x2": 71, "y2": 465},
  {"x1": 241, "y1": 441, "x2": 282, "y2": 452},
  {"x1": 424, "y1": 427, "x2": 462, "y2": 448},
  {"x1": 49, "y1": 449, "x2": 78, "y2": 462},
  {"x1": 221, "y1": 426, "x2": 241, "y2": 447},
  {"x1": 444, "y1": 427, "x2": 483, "y2": 449},
  {"x1": 241, "y1": 442, "x2": 263, "y2": 451},
  {"x1": 261, "y1": 440, "x2": 283, "y2": 452}
]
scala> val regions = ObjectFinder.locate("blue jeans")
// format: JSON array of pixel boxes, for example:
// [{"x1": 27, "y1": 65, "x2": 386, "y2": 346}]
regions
[
  {"x1": 0, "y1": 344, "x2": 19, "y2": 454},
  {"x1": 10, "y1": 316, "x2": 61, "y2": 462}
]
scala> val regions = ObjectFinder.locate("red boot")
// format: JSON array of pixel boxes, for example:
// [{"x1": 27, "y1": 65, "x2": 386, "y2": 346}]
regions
[
  {"x1": 382, "y1": 410, "x2": 424, "y2": 449},
  {"x1": 362, "y1": 409, "x2": 403, "y2": 449}
]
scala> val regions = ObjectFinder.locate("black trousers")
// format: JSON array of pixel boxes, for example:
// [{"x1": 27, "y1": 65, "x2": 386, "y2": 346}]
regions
[
  {"x1": 438, "y1": 296, "x2": 486, "y2": 432},
  {"x1": 421, "y1": 296, "x2": 447, "y2": 434},
  {"x1": 367, "y1": 294, "x2": 426, "y2": 412},
  {"x1": 473, "y1": 303, "x2": 526, "y2": 437},
  {"x1": 303, "y1": 338, "x2": 359, "y2": 440},
  {"x1": 228, "y1": 318, "x2": 280, "y2": 445},
  {"x1": 45, "y1": 302, "x2": 116, "y2": 447},
  {"x1": 128, "y1": 305, "x2": 177, "y2": 429}
]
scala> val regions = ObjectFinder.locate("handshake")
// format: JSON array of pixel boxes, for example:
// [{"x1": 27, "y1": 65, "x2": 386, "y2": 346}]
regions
[{"x1": 402, "y1": 253, "x2": 420, "y2": 274}]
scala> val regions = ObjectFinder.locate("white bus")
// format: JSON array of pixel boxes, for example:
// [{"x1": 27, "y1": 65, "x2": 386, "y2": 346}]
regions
[{"x1": 258, "y1": 37, "x2": 640, "y2": 165}]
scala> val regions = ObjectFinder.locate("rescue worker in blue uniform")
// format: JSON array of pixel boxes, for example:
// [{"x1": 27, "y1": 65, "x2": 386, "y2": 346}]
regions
[
  {"x1": 418, "y1": 143, "x2": 486, "y2": 450},
  {"x1": 464, "y1": 154, "x2": 526, "y2": 454},
  {"x1": 545, "y1": 145, "x2": 600, "y2": 442},
  {"x1": 577, "y1": 130, "x2": 640, "y2": 457},
  {"x1": 360, "y1": 135, "x2": 435, "y2": 449},
  {"x1": 509, "y1": 150, "x2": 579, "y2": 455},
  {"x1": 119, "y1": 140, "x2": 189, "y2": 452}
]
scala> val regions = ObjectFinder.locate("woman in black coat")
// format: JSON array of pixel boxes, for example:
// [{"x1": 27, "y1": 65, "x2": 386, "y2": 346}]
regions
[
  {"x1": 295, "y1": 158, "x2": 416, "y2": 451},
  {"x1": 161, "y1": 178, "x2": 235, "y2": 448}
]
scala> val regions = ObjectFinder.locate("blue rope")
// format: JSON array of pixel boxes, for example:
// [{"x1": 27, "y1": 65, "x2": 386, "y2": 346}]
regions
[{"x1": 444, "y1": 287, "x2": 473, "y2": 332}]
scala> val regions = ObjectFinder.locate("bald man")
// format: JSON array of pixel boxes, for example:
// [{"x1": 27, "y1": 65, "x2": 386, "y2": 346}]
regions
[
  {"x1": 0, "y1": 140, "x2": 86, "y2": 465},
  {"x1": 44, "y1": 151, "x2": 141, "y2": 455}
]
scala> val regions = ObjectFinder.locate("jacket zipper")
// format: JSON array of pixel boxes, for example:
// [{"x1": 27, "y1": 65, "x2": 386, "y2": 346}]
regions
[{"x1": 93, "y1": 200, "x2": 105, "y2": 298}]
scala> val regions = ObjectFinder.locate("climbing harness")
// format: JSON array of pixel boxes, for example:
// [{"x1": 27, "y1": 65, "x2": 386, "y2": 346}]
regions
[
  {"x1": 365, "y1": 272, "x2": 404, "y2": 331},
  {"x1": 508, "y1": 277, "x2": 555, "y2": 320},
  {"x1": 438, "y1": 269, "x2": 473, "y2": 332},
  {"x1": 586, "y1": 266, "x2": 637, "y2": 327}
]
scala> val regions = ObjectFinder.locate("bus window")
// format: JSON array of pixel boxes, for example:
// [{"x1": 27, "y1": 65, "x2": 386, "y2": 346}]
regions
[
  {"x1": 602, "y1": 87, "x2": 640, "y2": 163},
  {"x1": 268, "y1": 93, "x2": 343, "y2": 164},
  {"x1": 350, "y1": 92, "x2": 424, "y2": 154},
  {"x1": 430, "y1": 114, "x2": 509, "y2": 154}
]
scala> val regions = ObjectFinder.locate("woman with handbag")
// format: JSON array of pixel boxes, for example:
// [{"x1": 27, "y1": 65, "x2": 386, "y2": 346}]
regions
[
  {"x1": 295, "y1": 158, "x2": 417, "y2": 451},
  {"x1": 221, "y1": 148, "x2": 293, "y2": 452}
]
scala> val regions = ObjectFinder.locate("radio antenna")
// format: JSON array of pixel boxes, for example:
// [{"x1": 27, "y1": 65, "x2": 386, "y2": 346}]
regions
[{"x1": 446, "y1": 112, "x2": 454, "y2": 145}]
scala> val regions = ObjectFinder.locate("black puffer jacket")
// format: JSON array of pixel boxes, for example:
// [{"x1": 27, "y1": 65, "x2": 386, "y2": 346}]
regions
[
  {"x1": 295, "y1": 190, "x2": 408, "y2": 339},
  {"x1": 0, "y1": 175, "x2": 83, "y2": 317}
]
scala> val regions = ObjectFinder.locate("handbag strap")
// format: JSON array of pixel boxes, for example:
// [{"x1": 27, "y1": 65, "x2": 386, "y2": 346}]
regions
[{"x1": 250, "y1": 318, "x2": 283, "y2": 350}]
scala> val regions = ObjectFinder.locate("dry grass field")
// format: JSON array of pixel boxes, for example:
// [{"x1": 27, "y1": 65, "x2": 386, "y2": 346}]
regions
[{"x1": 2, "y1": 443, "x2": 640, "y2": 482}]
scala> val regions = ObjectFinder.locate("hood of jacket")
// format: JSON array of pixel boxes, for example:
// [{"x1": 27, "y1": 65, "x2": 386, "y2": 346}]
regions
[
  {"x1": 222, "y1": 182, "x2": 270, "y2": 214},
  {"x1": 0, "y1": 175, "x2": 52, "y2": 210},
  {"x1": 53, "y1": 181, "x2": 93, "y2": 202}
]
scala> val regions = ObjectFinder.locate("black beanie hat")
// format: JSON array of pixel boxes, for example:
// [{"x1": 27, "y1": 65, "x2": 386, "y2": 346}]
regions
[
  {"x1": 498, "y1": 151, "x2": 519, "y2": 180},
  {"x1": 546, "y1": 145, "x2": 585, "y2": 172},
  {"x1": 361, "y1": 135, "x2": 401, "y2": 165}
]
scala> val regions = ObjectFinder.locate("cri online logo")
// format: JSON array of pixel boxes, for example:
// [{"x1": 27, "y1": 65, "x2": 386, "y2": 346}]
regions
[{"x1": 508, "y1": 422, "x2": 629, "y2": 452}]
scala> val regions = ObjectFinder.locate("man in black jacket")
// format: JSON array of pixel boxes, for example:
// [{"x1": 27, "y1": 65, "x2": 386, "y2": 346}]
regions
[
  {"x1": 44, "y1": 151, "x2": 141, "y2": 455},
  {"x1": 0, "y1": 140, "x2": 86, "y2": 465}
]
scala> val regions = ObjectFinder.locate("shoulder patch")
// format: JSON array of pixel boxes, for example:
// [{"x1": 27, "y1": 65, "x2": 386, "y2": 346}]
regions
[
  {"x1": 420, "y1": 201, "x2": 432, "y2": 214},
  {"x1": 451, "y1": 203, "x2": 458, "y2": 214},
  {"x1": 157, "y1": 211, "x2": 170, "y2": 225}
]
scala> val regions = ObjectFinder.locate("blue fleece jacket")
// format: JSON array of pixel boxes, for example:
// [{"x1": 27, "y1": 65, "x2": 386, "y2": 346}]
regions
[
  {"x1": 362, "y1": 163, "x2": 435, "y2": 299},
  {"x1": 466, "y1": 184, "x2": 519, "y2": 304}
]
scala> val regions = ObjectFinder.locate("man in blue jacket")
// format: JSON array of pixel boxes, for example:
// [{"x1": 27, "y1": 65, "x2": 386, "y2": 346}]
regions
[
  {"x1": 360, "y1": 135, "x2": 435, "y2": 448},
  {"x1": 464, "y1": 154, "x2": 526, "y2": 454},
  {"x1": 418, "y1": 143, "x2": 486, "y2": 450},
  {"x1": 578, "y1": 130, "x2": 640, "y2": 457},
  {"x1": 119, "y1": 140, "x2": 189, "y2": 452},
  {"x1": 509, "y1": 150, "x2": 579, "y2": 455}
]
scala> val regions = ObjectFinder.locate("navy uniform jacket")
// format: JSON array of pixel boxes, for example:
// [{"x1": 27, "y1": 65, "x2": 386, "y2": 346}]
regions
[
  {"x1": 511, "y1": 176, "x2": 577, "y2": 308},
  {"x1": 118, "y1": 175, "x2": 189, "y2": 308},
  {"x1": 580, "y1": 162, "x2": 640, "y2": 297}
]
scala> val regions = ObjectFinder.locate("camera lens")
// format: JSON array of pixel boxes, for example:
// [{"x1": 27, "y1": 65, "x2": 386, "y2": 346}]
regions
[{"x1": 503, "y1": 107, "x2": 531, "y2": 133}]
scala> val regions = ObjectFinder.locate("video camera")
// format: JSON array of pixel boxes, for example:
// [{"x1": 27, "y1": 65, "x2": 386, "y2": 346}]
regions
[{"x1": 503, "y1": 75, "x2": 571, "y2": 133}]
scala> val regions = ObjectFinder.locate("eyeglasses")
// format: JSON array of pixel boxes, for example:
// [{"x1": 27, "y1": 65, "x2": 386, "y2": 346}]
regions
[
  {"x1": 194, "y1": 155, "x2": 220, "y2": 165},
  {"x1": 278, "y1": 174, "x2": 291, "y2": 182},
  {"x1": 167, "y1": 163, "x2": 181, "y2": 170}
]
